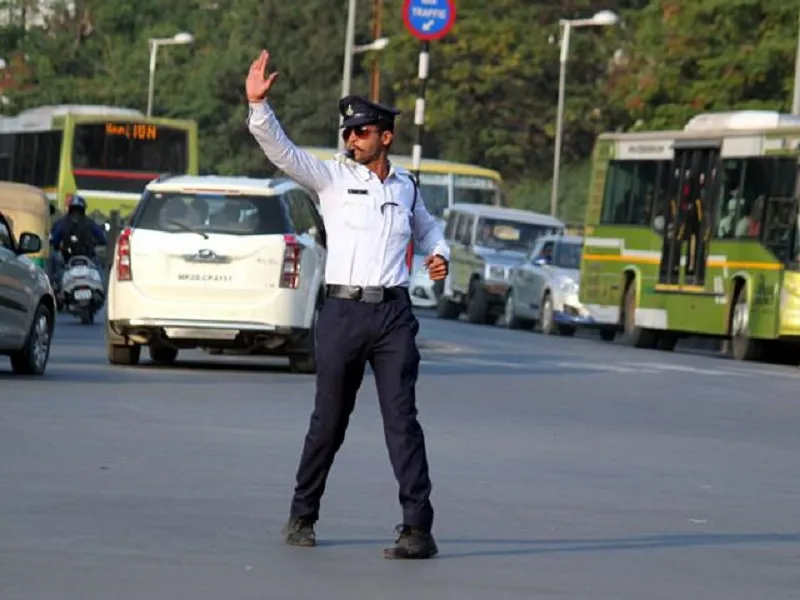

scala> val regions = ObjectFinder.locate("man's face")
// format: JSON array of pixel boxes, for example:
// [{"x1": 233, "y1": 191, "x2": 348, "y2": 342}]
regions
[{"x1": 342, "y1": 124, "x2": 393, "y2": 165}]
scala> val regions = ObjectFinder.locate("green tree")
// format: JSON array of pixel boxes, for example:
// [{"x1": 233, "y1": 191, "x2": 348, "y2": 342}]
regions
[{"x1": 607, "y1": 0, "x2": 800, "y2": 131}]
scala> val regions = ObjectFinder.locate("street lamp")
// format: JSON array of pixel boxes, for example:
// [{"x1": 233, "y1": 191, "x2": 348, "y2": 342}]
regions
[
  {"x1": 146, "y1": 31, "x2": 195, "y2": 117},
  {"x1": 338, "y1": 0, "x2": 392, "y2": 149},
  {"x1": 549, "y1": 10, "x2": 619, "y2": 218}
]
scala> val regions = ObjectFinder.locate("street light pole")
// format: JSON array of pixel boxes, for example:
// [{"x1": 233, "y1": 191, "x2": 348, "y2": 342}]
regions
[
  {"x1": 549, "y1": 11, "x2": 618, "y2": 219},
  {"x1": 146, "y1": 32, "x2": 194, "y2": 118},
  {"x1": 550, "y1": 21, "x2": 570, "y2": 219},
  {"x1": 339, "y1": 0, "x2": 358, "y2": 149},
  {"x1": 146, "y1": 41, "x2": 159, "y2": 118},
  {"x1": 370, "y1": 0, "x2": 383, "y2": 102},
  {"x1": 792, "y1": 10, "x2": 800, "y2": 115}
]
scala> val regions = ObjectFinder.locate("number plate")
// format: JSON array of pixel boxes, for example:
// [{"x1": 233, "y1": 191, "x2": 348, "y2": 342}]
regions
[
  {"x1": 74, "y1": 289, "x2": 92, "y2": 301},
  {"x1": 164, "y1": 328, "x2": 238, "y2": 340},
  {"x1": 69, "y1": 266, "x2": 90, "y2": 277}
]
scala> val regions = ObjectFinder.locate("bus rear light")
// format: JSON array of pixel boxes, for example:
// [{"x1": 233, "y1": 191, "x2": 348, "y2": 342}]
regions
[
  {"x1": 280, "y1": 234, "x2": 302, "y2": 289},
  {"x1": 116, "y1": 227, "x2": 133, "y2": 281}
]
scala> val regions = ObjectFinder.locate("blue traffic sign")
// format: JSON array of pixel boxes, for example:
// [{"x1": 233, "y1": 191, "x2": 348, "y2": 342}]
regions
[{"x1": 403, "y1": 0, "x2": 456, "y2": 42}]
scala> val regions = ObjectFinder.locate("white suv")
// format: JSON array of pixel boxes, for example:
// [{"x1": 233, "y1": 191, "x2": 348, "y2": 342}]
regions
[{"x1": 105, "y1": 175, "x2": 327, "y2": 373}]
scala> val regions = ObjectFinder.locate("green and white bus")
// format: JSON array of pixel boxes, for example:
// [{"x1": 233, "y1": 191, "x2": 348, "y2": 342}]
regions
[
  {"x1": 0, "y1": 104, "x2": 199, "y2": 222},
  {"x1": 579, "y1": 110, "x2": 800, "y2": 361}
]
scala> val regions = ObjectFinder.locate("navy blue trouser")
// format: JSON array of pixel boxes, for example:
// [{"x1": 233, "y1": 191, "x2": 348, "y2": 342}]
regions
[{"x1": 289, "y1": 288, "x2": 434, "y2": 532}]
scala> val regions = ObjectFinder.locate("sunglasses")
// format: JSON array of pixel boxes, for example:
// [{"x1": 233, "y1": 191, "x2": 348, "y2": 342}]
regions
[{"x1": 342, "y1": 125, "x2": 379, "y2": 141}]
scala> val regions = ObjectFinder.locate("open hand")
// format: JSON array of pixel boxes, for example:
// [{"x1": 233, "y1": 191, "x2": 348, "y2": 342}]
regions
[
  {"x1": 246, "y1": 50, "x2": 279, "y2": 103},
  {"x1": 424, "y1": 254, "x2": 448, "y2": 281}
]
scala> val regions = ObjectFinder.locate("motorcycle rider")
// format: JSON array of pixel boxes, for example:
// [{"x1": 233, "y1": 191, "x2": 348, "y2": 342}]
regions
[{"x1": 50, "y1": 194, "x2": 107, "y2": 265}]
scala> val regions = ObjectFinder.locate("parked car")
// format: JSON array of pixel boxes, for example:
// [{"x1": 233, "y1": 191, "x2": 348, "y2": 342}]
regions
[
  {"x1": 435, "y1": 203, "x2": 565, "y2": 324},
  {"x1": 504, "y1": 234, "x2": 612, "y2": 337},
  {"x1": 0, "y1": 210, "x2": 56, "y2": 375},
  {"x1": 105, "y1": 175, "x2": 327, "y2": 373}
]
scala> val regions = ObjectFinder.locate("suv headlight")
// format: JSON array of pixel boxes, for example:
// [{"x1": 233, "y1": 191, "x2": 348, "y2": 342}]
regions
[{"x1": 485, "y1": 264, "x2": 507, "y2": 280}]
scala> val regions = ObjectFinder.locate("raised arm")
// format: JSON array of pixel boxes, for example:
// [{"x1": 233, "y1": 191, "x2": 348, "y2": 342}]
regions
[{"x1": 245, "y1": 50, "x2": 331, "y2": 193}]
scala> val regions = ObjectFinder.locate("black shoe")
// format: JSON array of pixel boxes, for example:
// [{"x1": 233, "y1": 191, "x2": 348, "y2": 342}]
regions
[
  {"x1": 282, "y1": 517, "x2": 316, "y2": 547},
  {"x1": 383, "y1": 524, "x2": 438, "y2": 559}
]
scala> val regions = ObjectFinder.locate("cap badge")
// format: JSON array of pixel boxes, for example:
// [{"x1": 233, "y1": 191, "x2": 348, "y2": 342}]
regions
[{"x1": 346, "y1": 104, "x2": 354, "y2": 116}]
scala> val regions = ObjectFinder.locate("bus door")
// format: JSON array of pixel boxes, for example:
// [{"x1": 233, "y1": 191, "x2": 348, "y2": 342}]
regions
[{"x1": 658, "y1": 144, "x2": 721, "y2": 289}]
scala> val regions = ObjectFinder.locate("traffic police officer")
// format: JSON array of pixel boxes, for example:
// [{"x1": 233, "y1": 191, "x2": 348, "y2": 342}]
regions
[{"x1": 246, "y1": 50, "x2": 449, "y2": 559}]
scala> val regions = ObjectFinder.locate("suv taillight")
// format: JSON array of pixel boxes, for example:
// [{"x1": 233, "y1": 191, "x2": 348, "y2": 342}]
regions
[
  {"x1": 116, "y1": 227, "x2": 133, "y2": 281},
  {"x1": 280, "y1": 234, "x2": 302, "y2": 289}
]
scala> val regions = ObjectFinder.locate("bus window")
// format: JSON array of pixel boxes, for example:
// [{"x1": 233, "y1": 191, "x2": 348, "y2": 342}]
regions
[
  {"x1": 761, "y1": 158, "x2": 798, "y2": 262},
  {"x1": 716, "y1": 158, "x2": 771, "y2": 241},
  {"x1": 454, "y1": 186, "x2": 496, "y2": 206},
  {"x1": 453, "y1": 174, "x2": 499, "y2": 207},
  {"x1": 601, "y1": 160, "x2": 666, "y2": 226}
]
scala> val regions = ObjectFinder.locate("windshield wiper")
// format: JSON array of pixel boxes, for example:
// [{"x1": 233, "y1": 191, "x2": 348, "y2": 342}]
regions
[{"x1": 168, "y1": 219, "x2": 209, "y2": 240}]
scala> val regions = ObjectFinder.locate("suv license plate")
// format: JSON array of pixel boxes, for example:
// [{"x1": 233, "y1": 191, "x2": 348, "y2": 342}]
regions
[
  {"x1": 164, "y1": 328, "x2": 238, "y2": 340},
  {"x1": 74, "y1": 289, "x2": 92, "y2": 301}
]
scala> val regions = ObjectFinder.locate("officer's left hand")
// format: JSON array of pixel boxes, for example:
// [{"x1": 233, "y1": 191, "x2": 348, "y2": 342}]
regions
[{"x1": 424, "y1": 254, "x2": 448, "y2": 281}]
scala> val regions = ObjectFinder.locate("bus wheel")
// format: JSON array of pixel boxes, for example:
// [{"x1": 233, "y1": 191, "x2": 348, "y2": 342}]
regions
[
  {"x1": 655, "y1": 332, "x2": 678, "y2": 351},
  {"x1": 730, "y1": 290, "x2": 763, "y2": 361},
  {"x1": 623, "y1": 284, "x2": 657, "y2": 348}
]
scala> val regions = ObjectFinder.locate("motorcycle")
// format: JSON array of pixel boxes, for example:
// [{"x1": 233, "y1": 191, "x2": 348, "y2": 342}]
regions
[{"x1": 60, "y1": 255, "x2": 105, "y2": 324}]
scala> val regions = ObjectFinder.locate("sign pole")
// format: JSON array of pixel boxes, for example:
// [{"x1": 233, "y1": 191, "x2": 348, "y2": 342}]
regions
[
  {"x1": 407, "y1": 40, "x2": 430, "y2": 270},
  {"x1": 403, "y1": 0, "x2": 456, "y2": 271},
  {"x1": 411, "y1": 40, "x2": 429, "y2": 185}
]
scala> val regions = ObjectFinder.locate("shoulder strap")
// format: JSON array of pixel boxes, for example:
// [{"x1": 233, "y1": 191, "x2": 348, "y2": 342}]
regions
[{"x1": 407, "y1": 174, "x2": 418, "y2": 213}]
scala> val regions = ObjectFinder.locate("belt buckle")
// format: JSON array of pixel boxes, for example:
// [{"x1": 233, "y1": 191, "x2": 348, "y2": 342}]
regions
[{"x1": 361, "y1": 287, "x2": 384, "y2": 303}]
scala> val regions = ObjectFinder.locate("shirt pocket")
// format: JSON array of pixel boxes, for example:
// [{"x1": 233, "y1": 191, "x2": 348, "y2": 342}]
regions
[
  {"x1": 342, "y1": 194, "x2": 374, "y2": 231},
  {"x1": 387, "y1": 203, "x2": 412, "y2": 240}
]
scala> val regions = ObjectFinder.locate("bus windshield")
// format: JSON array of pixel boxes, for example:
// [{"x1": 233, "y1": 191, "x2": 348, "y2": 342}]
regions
[{"x1": 73, "y1": 122, "x2": 188, "y2": 173}]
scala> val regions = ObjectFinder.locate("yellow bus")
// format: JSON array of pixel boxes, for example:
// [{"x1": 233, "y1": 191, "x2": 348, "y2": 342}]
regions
[
  {"x1": 0, "y1": 104, "x2": 199, "y2": 223},
  {"x1": 300, "y1": 146, "x2": 503, "y2": 219}
]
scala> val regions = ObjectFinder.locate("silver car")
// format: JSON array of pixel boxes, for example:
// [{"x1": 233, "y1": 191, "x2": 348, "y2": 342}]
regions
[
  {"x1": 504, "y1": 234, "x2": 604, "y2": 336},
  {"x1": 0, "y1": 213, "x2": 56, "y2": 375}
]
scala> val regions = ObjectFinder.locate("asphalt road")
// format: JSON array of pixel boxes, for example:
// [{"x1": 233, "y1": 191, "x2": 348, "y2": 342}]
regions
[{"x1": 2, "y1": 308, "x2": 800, "y2": 599}]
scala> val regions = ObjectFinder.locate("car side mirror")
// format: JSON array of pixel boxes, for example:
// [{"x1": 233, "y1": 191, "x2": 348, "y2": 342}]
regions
[
  {"x1": 532, "y1": 257, "x2": 548, "y2": 267},
  {"x1": 17, "y1": 232, "x2": 42, "y2": 255}
]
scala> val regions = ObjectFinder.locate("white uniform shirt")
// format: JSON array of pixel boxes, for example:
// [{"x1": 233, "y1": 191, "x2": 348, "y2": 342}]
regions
[{"x1": 247, "y1": 101, "x2": 449, "y2": 289}]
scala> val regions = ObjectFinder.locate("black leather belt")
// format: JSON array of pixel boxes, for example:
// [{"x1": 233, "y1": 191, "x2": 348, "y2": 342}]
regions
[{"x1": 325, "y1": 284, "x2": 408, "y2": 303}]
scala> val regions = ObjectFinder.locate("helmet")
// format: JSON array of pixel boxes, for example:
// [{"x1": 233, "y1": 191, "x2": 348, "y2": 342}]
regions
[{"x1": 67, "y1": 194, "x2": 87, "y2": 213}]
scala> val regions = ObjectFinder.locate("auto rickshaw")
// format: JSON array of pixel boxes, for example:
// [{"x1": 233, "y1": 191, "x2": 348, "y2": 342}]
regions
[{"x1": 0, "y1": 181, "x2": 52, "y2": 271}]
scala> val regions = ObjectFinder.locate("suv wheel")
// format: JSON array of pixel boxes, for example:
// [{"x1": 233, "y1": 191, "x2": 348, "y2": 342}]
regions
[{"x1": 466, "y1": 284, "x2": 489, "y2": 324}]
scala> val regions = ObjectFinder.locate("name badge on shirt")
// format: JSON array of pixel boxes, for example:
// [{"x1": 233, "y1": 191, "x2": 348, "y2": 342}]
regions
[{"x1": 347, "y1": 188, "x2": 369, "y2": 195}]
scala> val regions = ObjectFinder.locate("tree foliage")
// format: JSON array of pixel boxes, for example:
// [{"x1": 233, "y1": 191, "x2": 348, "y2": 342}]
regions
[{"x1": 1, "y1": 0, "x2": 799, "y2": 221}]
